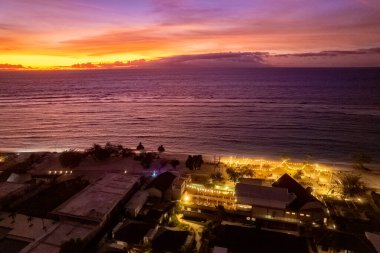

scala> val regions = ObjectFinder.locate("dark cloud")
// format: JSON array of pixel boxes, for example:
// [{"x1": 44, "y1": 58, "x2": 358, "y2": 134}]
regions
[
  {"x1": 142, "y1": 52, "x2": 270, "y2": 68},
  {"x1": 275, "y1": 47, "x2": 380, "y2": 57}
]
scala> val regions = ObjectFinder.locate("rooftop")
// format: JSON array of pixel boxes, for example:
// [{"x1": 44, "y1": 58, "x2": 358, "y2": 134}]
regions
[
  {"x1": 0, "y1": 182, "x2": 26, "y2": 199},
  {"x1": 236, "y1": 183, "x2": 290, "y2": 203},
  {"x1": 124, "y1": 190, "x2": 148, "y2": 210},
  {"x1": 53, "y1": 173, "x2": 139, "y2": 222},
  {"x1": 23, "y1": 221, "x2": 96, "y2": 253},
  {"x1": 145, "y1": 171, "x2": 176, "y2": 193},
  {"x1": 272, "y1": 173, "x2": 321, "y2": 210},
  {"x1": 0, "y1": 212, "x2": 55, "y2": 241}
]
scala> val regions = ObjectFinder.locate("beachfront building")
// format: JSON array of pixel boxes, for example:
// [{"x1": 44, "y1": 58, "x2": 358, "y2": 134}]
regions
[
  {"x1": 182, "y1": 173, "x2": 326, "y2": 224},
  {"x1": 235, "y1": 181, "x2": 296, "y2": 220},
  {"x1": 272, "y1": 174, "x2": 327, "y2": 223},
  {"x1": 183, "y1": 183, "x2": 236, "y2": 209}
]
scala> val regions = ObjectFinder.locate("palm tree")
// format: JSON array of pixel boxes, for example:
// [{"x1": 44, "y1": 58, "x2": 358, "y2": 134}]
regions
[
  {"x1": 137, "y1": 142, "x2": 145, "y2": 151},
  {"x1": 158, "y1": 145, "x2": 165, "y2": 153}
]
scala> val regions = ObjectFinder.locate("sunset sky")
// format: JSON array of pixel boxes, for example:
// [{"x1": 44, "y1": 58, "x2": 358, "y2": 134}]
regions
[{"x1": 1, "y1": 0, "x2": 380, "y2": 69}]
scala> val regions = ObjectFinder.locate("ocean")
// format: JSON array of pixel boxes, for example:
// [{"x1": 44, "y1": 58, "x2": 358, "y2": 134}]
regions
[{"x1": 0, "y1": 68, "x2": 379, "y2": 165}]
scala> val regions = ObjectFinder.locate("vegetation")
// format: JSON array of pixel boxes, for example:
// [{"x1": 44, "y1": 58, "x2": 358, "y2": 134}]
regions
[
  {"x1": 185, "y1": 155, "x2": 203, "y2": 170},
  {"x1": 158, "y1": 145, "x2": 165, "y2": 153},
  {"x1": 210, "y1": 172, "x2": 224, "y2": 183},
  {"x1": 170, "y1": 159, "x2": 180, "y2": 168},
  {"x1": 226, "y1": 167, "x2": 240, "y2": 182},
  {"x1": 352, "y1": 153, "x2": 372, "y2": 171},
  {"x1": 340, "y1": 174, "x2": 367, "y2": 197},
  {"x1": 59, "y1": 149, "x2": 85, "y2": 168},
  {"x1": 139, "y1": 152, "x2": 156, "y2": 169},
  {"x1": 86, "y1": 143, "x2": 112, "y2": 161},
  {"x1": 59, "y1": 238, "x2": 85, "y2": 253},
  {"x1": 137, "y1": 142, "x2": 145, "y2": 151},
  {"x1": 293, "y1": 170, "x2": 304, "y2": 180}
]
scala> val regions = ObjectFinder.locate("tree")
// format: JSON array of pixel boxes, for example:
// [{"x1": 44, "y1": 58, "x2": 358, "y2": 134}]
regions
[
  {"x1": 137, "y1": 142, "x2": 145, "y2": 151},
  {"x1": 339, "y1": 174, "x2": 367, "y2": 197},
  {"x1": 86, "y1": 143, "x2": 111, "y2": 161},
  {"x1": 226, "y1": 167, "x2": 240, "y2": 182},
  {"x1": 186, "y1": 155, "x2": 194, "y2": 170},
  {"x1": 352, "y1": 153, "x2": 372, "y2": 171},
  {"x1": 60, "y1": 238, "x2": 85, "y2": 253},
  {"x1": 185, "y1": 155, "x2": 203, "y2": 170},
  {"x1": 140, "y1": 152, "x2": 155, "y2": 169},
  {"x1": 210, "y1": 172, "x2": 224, "y2": 183},
  {"x1": 170, "y1": 159, "x2": 180, "y2": 168},
  {"x1": 158, "y1": 145, "x2": 165, "y2": 153},
  {"x1": 59, "y1": 149, "x2": 84, "y2": 168}
]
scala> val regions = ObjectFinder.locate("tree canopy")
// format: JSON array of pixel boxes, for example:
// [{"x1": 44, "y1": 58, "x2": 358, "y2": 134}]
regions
[
  {"x1": 339, "y1": 174, "x2": 367, "y2": 197},
  {"x1": 185, "y1": 155, "x2": 203, "y2": 170},
  {"x1": 59, "y1": 149, "x2": 84, "y2": 168},
  {"x1": 158, "y1": 145, "x2": 165, "y2": 153},
  {"x1": 137, "y1": 142, "x2": 145, "y2": 151}
]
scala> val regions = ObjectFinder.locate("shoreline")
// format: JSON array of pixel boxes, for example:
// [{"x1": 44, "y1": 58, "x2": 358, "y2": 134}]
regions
[{"x1": 2, "y1": 149, "x2": 379, "y2": 172}]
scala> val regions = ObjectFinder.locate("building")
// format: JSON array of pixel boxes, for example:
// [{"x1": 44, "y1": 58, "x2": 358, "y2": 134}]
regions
[
  {"x1": 124, "y1": 190, "x2": 149, "y2": 217},
  {"x1": 18, "y1": 173, "x2": 141, "y2": 253},
  {"x1": 20, "y1": 221, "x2": 97, "y2": 253},
  {"x1": 184, "y1": 183, "x2": 235, "y2": 209},
  {"x1": 145, "y1": 171, "x2": 177, "y2": 200},
  {"x1": 235, "y1": 183, "x2": 296, "y2": 220},
  {"x1": 272, "y1": 173, "x2": 327, "y2": 222},
  {"x1": 52, "y1": 173, "x2": 140, "y2": 224}
]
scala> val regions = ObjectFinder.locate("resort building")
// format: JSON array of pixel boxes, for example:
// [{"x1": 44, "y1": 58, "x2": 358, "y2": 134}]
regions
[{"x1": 183, "y1": 173, "x2": 326, "y2": 224}]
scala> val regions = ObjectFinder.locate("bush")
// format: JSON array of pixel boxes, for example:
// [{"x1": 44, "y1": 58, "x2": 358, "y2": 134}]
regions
[
  {"x1": 170, "y1": 159, "x2": 180, "y2": 168},
  {"x1": 59, "y1": 150, "x2": 84, "y2": 168}
]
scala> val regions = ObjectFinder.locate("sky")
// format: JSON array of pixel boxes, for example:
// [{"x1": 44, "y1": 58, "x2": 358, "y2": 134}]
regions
[{"x1": 1, "y1": 0, "x2": 380, "y2": 69}]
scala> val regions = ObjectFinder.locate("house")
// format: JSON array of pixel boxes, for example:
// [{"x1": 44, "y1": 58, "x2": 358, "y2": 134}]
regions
[
  {"x1": 272, "y1": 173, "x2": 327, "y2": 222},
  {"x1": 145, "y1": 171, "x2": 177, "y2": 200}
]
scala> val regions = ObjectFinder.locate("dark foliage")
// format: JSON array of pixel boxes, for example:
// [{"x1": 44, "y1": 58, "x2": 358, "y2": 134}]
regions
[
  {"x1": 137, "y1": 142, "x2": 145, "y2": 151},
  {"x1": 158, "y1": 145, "x2": 165, "y2": 153},
  {"x1": 59, "y1": 149, "x2": 85, "y2": 168},
  {"x1": 170, "y1": 159, "x2": 180, "y2": 168},
  {"x1": 185, "y1": 155, "x2": 203, "y2": 170}
]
